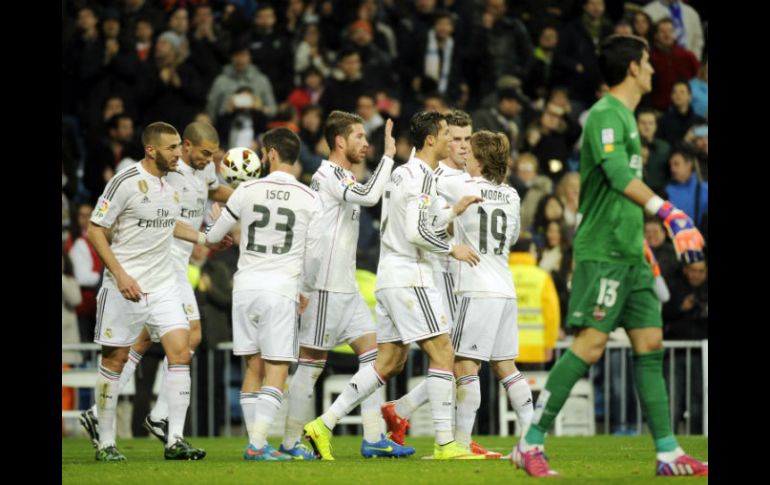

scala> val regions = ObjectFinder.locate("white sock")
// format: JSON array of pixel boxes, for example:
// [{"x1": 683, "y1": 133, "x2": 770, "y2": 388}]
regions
[
  {"x1": 427, "y1": 368, "x2": 455, "y2": 445},
  {"x1": 358, "y1": 349, "x2": 383, "y2": 442},
  {"x1": 240, "y1": 391, "x2": 260, "y2": 446},
  {"x1": 150, "y1": 357, "x2": 169, "y2": 421},
  {"x1": 165, "y1": 364, "x2": 191, "y2": 446},
  {"x1": 252, "y1": 386, "x2": 283, "y2": 449},
  {"x1": 657, "y1": 447, "x2": 686, "y2": 462},
  {"x1": 395, "y1": 379, "x2": 429, "y2": 418},
  {"x1": 282, "y1": 358, "x2": 325, "y2": 449},
  {"x1": 454, "y1": 374, "x2": 480, "y2": 447},
  {"x1": 321, "y1": 364, "x2": 385, "y2": 430},
  {"x1": 95, "y1": 364, "x2": 121, "y2": 448},
  {"x1": 91, "y1": 350, "x2": 143, "y2": 419},
  {"x1": 501, "y1": 372, "x2": 534, "y2": 434}
]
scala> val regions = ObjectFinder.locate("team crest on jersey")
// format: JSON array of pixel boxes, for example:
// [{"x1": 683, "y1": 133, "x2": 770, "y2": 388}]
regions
[
  {"x1": 324, "y1": 334, "x2": 330, "y2": 344},
  {"x1": 184, "y1": 304, "x2": 194, "y2": 315},
  {"x1": 138, "y1": 180, "x2": 149, "y2": 193},
  {"x1": 601, "y1": 128, "x2": 614, "y2": 144},
  {"x1": 104, "y1": 328, "x2": 113, "y2": 338},
  {"x1": 440, "y1": 315, "x2": 448, "y2": 326},
  {"x1": 174, "y1": 192, "x2": 180, "y2": 203},
  {"x1": 592, "y1": 306, "x2": 606, "y2": 321},
  {"x1": 418, "y1": 193, "x2": 431, "y2": 209}
]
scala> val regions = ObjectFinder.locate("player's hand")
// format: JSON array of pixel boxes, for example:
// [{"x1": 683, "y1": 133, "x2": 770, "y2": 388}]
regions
[
  {"x1": 452, "y1": 195, "x2": 484, "y2": 217},
  {"x1": 206, "y1": 234, "x2": 233, "y2": 251},
  {"x1": 643, "y1": 240, "x2": 661, "y2": 277},
  {"x1": 116, "y1": 271, "x2": 143, "y2": 302},
  {"x1": 656, "y1": 201, "x2": 705, "y2": 264},
  {"x1": 298, "y1": 293, "x2": 309, "y2": 315},
  {"x1": 208, "y1": 202, "x2": 222, "y2": 221},
  {"x1": 450, "y1": 244, "x2": 480, "y2": 266},
  {"x1": 383, "y1": 118, "x2": 396, "y2": 158}
]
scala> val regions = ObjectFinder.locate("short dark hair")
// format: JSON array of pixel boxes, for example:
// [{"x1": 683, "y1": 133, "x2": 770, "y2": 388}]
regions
[
  {"x1": 433, "y1": 9, "x2": 453, "y2": 24},
  {"x1": 599, "y1": 34, "x2": 649, "y2": 87},
  {"x1": 636, "y1": 107, "x2": 657, "y2": 119},
  {"x1": 409, "y1": 111, "x2": 446, "y2": 150},
  {"x1": 142, "y1": 121, "x2": 178, "y2": 146},
  {"x1": 263, "y1": 127, "x2": 301, "y2": 164},
  {"x1": 672, "y1": 80, "x2": 692, "y2": 94},
  {"x1": 324, "y1": 110, "x2": 364, "y2": 151},
  {"x1": 445, "y1": 110, "x2": 472, "y2": 128},
  {"x1": 107, "y1": 113, "x2": 132, "y2": 131},
  {"x1": 337, "y1": 46, "x2": 359, "y2": 63}
]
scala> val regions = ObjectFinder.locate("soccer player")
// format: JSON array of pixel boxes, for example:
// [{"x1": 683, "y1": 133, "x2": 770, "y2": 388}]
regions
[
  {"x1": 205, "y1": 127, "x2": 323, "y2": 461},
  {"x1": 380, "y1": 111, "x2": 503, "y2": 458},
  {"x1": 512, "y1": 35, "x2": 708, "y2": 477},
  {"x1": 279, "y1": 111, "x2": 414, "y2": 459},
  {"x1": 79, "y1": 121, "x2": 234, "y2": 447},
  {"x1": 303, "y1": 111, "x2": 484, "y2": 460},
  {"x1": 87, "y1": 122, "x2": 227, "y2": 461}
]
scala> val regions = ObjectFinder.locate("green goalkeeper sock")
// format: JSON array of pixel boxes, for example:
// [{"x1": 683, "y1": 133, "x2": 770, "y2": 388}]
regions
[
  {"x1": 525, "y1": 349, "x2": 590, "y2": 445},
  {"x1": 633, "y1": 349, "x2": 679, "y2": 452}
]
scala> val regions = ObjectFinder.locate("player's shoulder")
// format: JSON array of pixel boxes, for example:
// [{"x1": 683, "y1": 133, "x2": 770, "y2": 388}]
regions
[{"x1": 105, "y1": 164, "x2": 142, "y2": 199}]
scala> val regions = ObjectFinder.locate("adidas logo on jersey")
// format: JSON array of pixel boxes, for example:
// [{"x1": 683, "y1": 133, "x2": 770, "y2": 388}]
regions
[
  {"x1": 141, "y1": 196, "x2": 151, "y2": 203},
  {"x1": 471, "y1": 344, "x2": 478, "y2": 350}
]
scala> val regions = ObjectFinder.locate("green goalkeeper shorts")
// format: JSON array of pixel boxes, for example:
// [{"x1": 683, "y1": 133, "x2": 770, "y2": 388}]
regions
[{"x1": 566, "y1": 261, "x2": 663, "y2": 334}]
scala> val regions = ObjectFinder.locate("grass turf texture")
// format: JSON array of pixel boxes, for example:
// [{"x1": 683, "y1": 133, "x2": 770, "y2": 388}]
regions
[{"x1": 63, "y1": 435, "x2": 708, "y2": 484}]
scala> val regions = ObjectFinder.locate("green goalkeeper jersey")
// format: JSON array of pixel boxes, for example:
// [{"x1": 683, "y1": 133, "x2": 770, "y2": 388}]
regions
[{"x1": 573, "y1": 94, "x2": 645, "y2": 265}]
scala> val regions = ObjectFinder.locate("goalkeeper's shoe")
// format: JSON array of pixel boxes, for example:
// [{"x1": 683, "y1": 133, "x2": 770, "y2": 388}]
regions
[
  {"x1": 381, "y1": 401, "x2": 410, "y2": 445},
  {"x1": 79, "y1": 408, "x2": 100, "y2": 449},
  {"x1": 656, "y1": 454, "x2": 708, "y2": 476},
  {"x1": 433, "y1": 441, "x2": 486, "y2": 460},
  {"x1": 361, "y1": 434, "x2": 416, "y2": 458},
  {"x1": 656, "y1": 201, "x2": 705, "y2": 264},
  {"x1": 143, "y1": 414, "x2": 169, "y2": 444},
  {"x1": 279, "y1": 441, "x2": 316, "y2": 460},
  {"x1": 244, "y1": 443, "x2": 292, "y2": 461},
  {"x1": 164, "y1": 438, "x2": 206, "y2": 460},
  {"x1": 303, "y1": 417, "x2": 335, "y2": 460},
  {"x1": 511, "y1": 442, "x2": 559, "y2": 477},
  {"x1": 470, "y1": 440, "x2": 503, "y2": 459},
  {"x1": 95, "y1": 445, "x2": 127, "y2": 462}
]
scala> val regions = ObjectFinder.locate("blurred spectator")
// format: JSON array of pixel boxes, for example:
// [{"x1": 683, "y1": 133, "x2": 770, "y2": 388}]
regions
[
  {"x1": 293, "y1": 22, "x2": 334, "y2": 85},
  {"x1": 298, "y1": 104, "x2": 327, "y2": 177},
  {"x1": 537, "y1": 221, "x2": 573, "y2": 323},
  {"x1": 631, "y1": 9, "x2": 654, "y2": 43},
  {"x1": 287, "y1": 66, "x2": 326, "y2": 116},
  {"x1": 347, "y1": 19, "x2": 395, "y2": 93},
  {"x1": 189, "y1": 4, "x2": 232, "y2": 87},
  {"x1": 650, "y1": 18, "x2": 699, "y2": 112},
  {"x1": 396, "y1": 0, "x2": 439, "y2": 74},
  {"x1": 531, "y1": 194, "x2": 565, "y2": 248},
  {"x1": 67, "y1": 202, "x2": 102, "y2": 344},
  {"x1": 206, "y1": 42, "x2": 277, "y2": 122},
  {"x1": 555, "y1": 172, "x2": 580, "y2": 237},
  {"x1": 320, "y1": 48, "x2": 368, "y2": 114},
  {"x1": 136, "y1": 30, "x2": 206, "y2": 130},
  {"x1": 132, "y1": 17, "x2": 155, "y2": 63},
  {"x1": 510, "y1": 153, "x2": 553, "y2": 232},
  {"x1": 524, "y1": 26, "x2": 559, "y2": 101},
  {"x1": 644, "y1": 217, "x2": 679, "y2": 284},
  {"x1": 466, "y1": 0, "x2": 534, "y2": 101},
  {"x1": 84, "y1": 113, "x2": 143, "y2": 203},
  {"x1": 217, "y1": 85, "x2": 269, "y2": 150},
  {"x1": 62, "y1": 251, "x2": 83, "y2": 365},
  {"x1": 688, "y1": 59, "x2": 708, "y2": 119},
  {"x1": 665, "y1": 149, "x2": 707, "y2": 230},
  {"x1": 551, "y1": 0, "x2": 612, "y2": 114},
  {"x1": 357, "y1": 0, "x2": 398, "y2": 58},
  {"x1": 644, "y1": 0, "x2": 704, "y2": 61},
  {"x1": 472, "y1": 87, "x2": 528, "y2": 157},
  {"x1": 122, "y1": 0, "x2": 166, "y2": 43},
  {"x1": 658, "y1": 81, "x2": 705, "y2": 148},
  {"x1": 662, "y1": 259, "x2": 707, "y2": 434},
  {"x1": 357, "y1": 93, "x2": 386, "y2": 168},
  {"x1": 247, "y1": 3, "x2": 294, "y2": 100},
  {"x1": 402, "y1": 10, "x2": 462, "y2": 104},
  {"x1": 637, "y1": 107, "x2": 671, "y2": 193},
  {"x1": 522, "y1": 102, "x2": 581, "y2": 183},
  {"x1": 613, "y1": 19, "x2": 633, "y2": 36}
]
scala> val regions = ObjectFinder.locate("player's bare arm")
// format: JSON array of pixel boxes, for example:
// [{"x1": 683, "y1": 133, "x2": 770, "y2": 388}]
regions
[{"x1": 87, "y1": 222, "x2": 142, "y2": 302}]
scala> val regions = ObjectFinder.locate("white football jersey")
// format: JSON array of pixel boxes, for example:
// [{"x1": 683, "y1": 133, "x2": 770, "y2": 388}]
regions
[
  {"x1": 90, "y1": 162, "x2": 181, "y2": 293},
  {"x1": 166, "y1": 160, "x2": 220, "y2": 273},
  {"x1": 207, "y1": 171, "x2": 322, "y2": 301},
  {"x1": 432, "y1": 161, "x2": 474, "y2": 278},
  {"x1": 376, "y1": 157, "x2": 452, "y2": 290},
  {"x1": 455, "y1": 177, "x2": 521, "y2": 298},
  {"x1": 306, "y1": 156, "x2": 394, "y2": 293}
]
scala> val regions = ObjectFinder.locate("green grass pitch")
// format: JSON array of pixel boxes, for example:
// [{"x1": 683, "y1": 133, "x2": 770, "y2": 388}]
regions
[{"x1": 63, "y1": 435, "x2": 708, "y2": 484}]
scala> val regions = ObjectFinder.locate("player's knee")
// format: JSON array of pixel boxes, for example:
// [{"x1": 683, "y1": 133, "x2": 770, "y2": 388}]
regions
[
  {"x1": 101, "y1": 349, "x2": 129, "y2": 372},
  {"x1": 166, "y1": 349, "x2": 193, "y2": 365},
  {"x1": 376, "y1": 359, "x2": 404, "y2": 378}
]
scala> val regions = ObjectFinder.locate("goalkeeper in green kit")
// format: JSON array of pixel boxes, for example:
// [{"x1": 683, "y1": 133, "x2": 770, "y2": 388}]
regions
[{"x1": 511, "y1": 34, "x2": 708, "y2": 478}]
